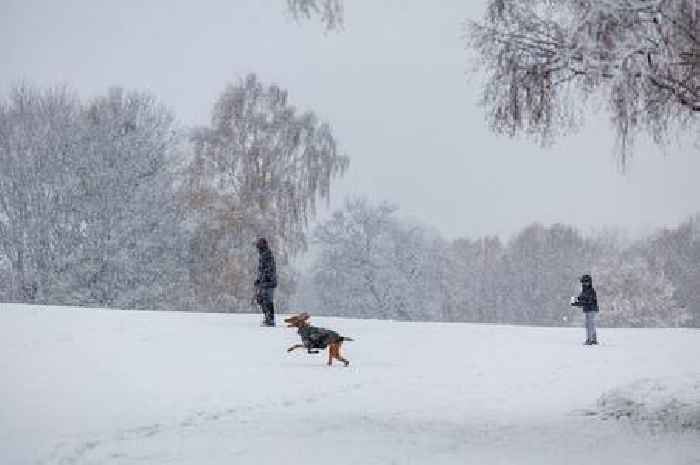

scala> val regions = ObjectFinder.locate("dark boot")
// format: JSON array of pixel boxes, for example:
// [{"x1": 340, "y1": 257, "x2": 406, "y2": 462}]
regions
[{"x1": 263, "y1": 301, "x2": 275, "y2": 327}]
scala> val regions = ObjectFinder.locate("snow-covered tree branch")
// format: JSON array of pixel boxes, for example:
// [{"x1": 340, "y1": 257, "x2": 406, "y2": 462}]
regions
[
  {"x1": 466, "y1": 0, "x2": 700, "y2": 166},
  {"x1": 286, "y1": 0, "x2": 344, "y2": 30}
]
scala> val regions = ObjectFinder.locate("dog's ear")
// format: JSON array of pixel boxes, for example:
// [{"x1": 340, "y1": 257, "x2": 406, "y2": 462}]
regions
[
  {"x1": 283, "y1": 312, "x2": 311, "y2": 328},
  {"x1": 284, "y1": 313, "x2": 307, "y2": 327}
]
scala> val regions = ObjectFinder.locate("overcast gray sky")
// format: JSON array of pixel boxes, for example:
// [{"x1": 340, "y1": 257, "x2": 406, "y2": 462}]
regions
[{"x1": 3, "y1": 0, "x2": 699, "y2": 240}]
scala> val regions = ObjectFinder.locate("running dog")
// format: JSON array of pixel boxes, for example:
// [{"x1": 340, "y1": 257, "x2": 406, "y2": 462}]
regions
[{"x1": 284, "y1": 313, "x2": 353, "y2": 366}]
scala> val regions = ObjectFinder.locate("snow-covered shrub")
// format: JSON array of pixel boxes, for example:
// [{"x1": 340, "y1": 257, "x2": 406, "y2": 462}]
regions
[
  {"x1": 593, "y1": 256, "x2": 691, "y2": 327},
  {"x1": 597, "y1": 376, "x2": 700, "y2": 433}
]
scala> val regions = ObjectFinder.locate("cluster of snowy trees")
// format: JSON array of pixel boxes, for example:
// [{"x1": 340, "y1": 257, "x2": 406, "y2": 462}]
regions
[
  {"x1": 305, "y1": 199, "x2": 445, "y2": 321},
  {"x1": 0, "y1": 76, "x2": 347, "y2": 312},
  {"x1": 0, "y1": 85, "x2": 192, "y2": 309},
  {"x1": 296, "y1": 199, "x2": 698, "y2": 327}
]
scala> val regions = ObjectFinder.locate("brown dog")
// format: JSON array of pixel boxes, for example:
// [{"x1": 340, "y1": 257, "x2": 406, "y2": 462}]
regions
[{"x1": 284, "y1": 313, "x2": 353, "y2": 366}]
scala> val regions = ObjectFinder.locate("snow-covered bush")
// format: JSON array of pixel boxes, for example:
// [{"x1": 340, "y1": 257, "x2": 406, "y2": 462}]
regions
[
  {"x1": 593, "y1": 256, "x2": 691, "y2": 327},
  {"x1": 597, "y1": 376, "x2": 700, "y2": 433}
]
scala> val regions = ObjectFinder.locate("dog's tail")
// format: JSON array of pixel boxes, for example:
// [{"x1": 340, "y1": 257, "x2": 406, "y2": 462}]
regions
[{"x1": 340, "y1": 336, "x2": 354, "y2": 342}]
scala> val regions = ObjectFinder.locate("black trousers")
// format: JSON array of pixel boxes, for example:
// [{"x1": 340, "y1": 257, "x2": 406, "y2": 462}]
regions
[{"x1": 256, "y1": 287, "x2": 275, "y2": 323}]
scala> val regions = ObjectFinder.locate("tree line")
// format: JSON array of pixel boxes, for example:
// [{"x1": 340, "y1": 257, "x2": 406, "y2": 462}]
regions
[
  {"x1": 296, "y1": 198, "x2": 699, "y2": 327},
  {"x1": 1, "y1": 80, "x2": 697, "y2": 327}
]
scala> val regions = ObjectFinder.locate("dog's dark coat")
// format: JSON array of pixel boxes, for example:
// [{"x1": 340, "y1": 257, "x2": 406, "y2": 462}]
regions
[{"x1": 298, "y1": 325, "x2": 343, "y2": 349}]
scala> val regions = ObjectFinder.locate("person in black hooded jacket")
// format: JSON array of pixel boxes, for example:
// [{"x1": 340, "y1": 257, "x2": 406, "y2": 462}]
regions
[
  {"x1": 254, "y1": 237, "x2": 277, "y2": 327},
  {"x1": 571, "y1": 274, "x2": 599, "y2": 345}
]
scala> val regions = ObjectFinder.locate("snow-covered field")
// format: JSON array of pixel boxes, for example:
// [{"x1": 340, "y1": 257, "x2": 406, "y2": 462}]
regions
[{"x1": 1, "y1": 304, "x2": 699, "y2": 465}]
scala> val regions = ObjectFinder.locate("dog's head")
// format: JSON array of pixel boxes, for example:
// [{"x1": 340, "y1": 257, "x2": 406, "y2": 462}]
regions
[{"x1": 284, "y1": 312, "x2": 311, "y2": 328}]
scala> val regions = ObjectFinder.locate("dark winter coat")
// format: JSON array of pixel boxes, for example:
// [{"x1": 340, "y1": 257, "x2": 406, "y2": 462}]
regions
[
  {"x1": 572, "y1": 285, "x2": 599, "y2": 313},
  {"x1": 255, "y1": 246, "x2": 277, "y2": 289},
  {"x1": 298, "y1": 325, "x2": 342, "y2": 349}
]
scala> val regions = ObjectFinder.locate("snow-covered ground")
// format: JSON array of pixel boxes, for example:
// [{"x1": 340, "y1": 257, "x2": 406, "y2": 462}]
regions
[{"x1": 1, "y1": 304, "x2": 699, "y2": 465}]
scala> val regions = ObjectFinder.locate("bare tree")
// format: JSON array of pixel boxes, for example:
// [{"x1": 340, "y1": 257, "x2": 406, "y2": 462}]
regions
[
  {"x1": 183, "y1": 74, "x2": 348, "y2": 311},
  {"x1": 467, "y1": 0, "x2": 700, "y2": 166}
]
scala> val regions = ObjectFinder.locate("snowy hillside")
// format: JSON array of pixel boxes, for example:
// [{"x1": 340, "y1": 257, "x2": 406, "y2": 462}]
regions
[{"x1": 2, "y1": 304, "x2": 699, "y2": 465}]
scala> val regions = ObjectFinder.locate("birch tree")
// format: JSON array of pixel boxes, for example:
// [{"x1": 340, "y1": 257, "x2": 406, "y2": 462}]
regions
[{"x1": 184, "y1": 74, "x2": 348, "y2": 311}]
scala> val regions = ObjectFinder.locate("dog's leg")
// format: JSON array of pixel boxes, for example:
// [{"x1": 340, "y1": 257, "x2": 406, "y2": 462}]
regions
[
  {"x1": 327, "y1": 343, "x2": 349, "y2": 367},
  {"x1": 287, "y1": 344, "x2": 304, "y2": 353},
  {"x1": 333, "y1": 343, "x2": 350, "y2": 367}
]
